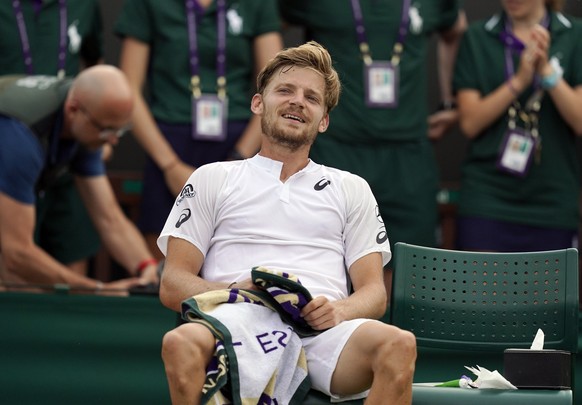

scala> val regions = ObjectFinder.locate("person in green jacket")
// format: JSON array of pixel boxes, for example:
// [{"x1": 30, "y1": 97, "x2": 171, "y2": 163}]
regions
[{"x1": 454, "y1": 0, "x2": 582, "y2": 252}]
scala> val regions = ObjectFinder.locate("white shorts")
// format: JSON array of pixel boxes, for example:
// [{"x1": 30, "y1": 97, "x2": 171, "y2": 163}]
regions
[{"x1": 301, "y1": 318, "x2": 377, "y2": 402}]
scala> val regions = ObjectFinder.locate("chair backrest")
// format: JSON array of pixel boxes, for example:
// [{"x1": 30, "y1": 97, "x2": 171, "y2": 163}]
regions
[{"x1": 391, "y1": 243, "x2": 579, "y2": 353}]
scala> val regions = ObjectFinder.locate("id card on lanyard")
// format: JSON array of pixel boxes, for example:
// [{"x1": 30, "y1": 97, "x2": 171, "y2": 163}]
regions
[
  {"x1": 496, "y1": 15, "x2": 547, "y2": 177},
  {"x1": 13, "y1": 0, "x2": 68, "y2": 78},
  {"x1": 350, "y1": 0, "x2": 410, "y2": 108},
  {"x1": 497, "y1": 127, "x2": 536, "y2": 177},
  {"x1": 193, "y1": 94, "x2": 228, "y2": 140},
  {"x1": 186, "y1": 0, "x2": 228, "y2": 141}
]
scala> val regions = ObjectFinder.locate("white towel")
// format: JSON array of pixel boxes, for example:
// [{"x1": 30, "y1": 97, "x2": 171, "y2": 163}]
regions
[{"x1": 183, "y1": 288, "x2": 311, "y2": 404}]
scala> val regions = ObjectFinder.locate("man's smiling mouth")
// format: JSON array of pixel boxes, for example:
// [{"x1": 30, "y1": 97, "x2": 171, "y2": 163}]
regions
[{"x1": 282, "y1": 113, "x2": 305, "y2": 123}]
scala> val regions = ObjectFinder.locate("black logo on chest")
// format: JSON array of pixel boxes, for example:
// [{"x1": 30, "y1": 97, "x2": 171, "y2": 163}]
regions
[{"x1": 314, "y1": 178, "x2": 331, "y2": 191}]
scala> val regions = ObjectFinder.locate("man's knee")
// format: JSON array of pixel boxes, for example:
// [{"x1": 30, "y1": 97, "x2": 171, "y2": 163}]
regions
[
  {"x1": 376, "y1": 327, "x2": 416, "y2": 372},
  {"x1": 161, "y1": 323, "x2": 215, "y2": 365},
  {"x1": 394, "y1": 329, "x2": 416, "y2": 356}
]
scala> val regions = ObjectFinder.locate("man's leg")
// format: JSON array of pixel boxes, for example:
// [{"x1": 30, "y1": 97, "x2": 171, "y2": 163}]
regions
[
  {"x1": 330, "y1": 321, "x2": 416, "y2": 405},
  {"x1": 161, "y1": 322, "x2": 216, "y2": 405}
]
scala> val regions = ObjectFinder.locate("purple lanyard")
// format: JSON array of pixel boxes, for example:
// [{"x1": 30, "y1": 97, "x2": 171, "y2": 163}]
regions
[
  {"x1": 13, "y1": 0, "x2": 68, "y2": 78},
  {"x1": 185, "y1": 0, "x2": 227, "y2": 99},
  {"x1": 350, "y1": 0, "x2": 411, "y2": 66}
]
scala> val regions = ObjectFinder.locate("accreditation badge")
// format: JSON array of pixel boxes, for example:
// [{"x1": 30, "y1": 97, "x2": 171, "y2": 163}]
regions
[
  {"x1": 364, "y1": 61, "x2": 398, "y2": 108},
  {"x1": 192, "y1": 94, "x2": 228, "y2": 141},
  {"x1": 497, "y1": 127, "x2": 535, "y2": 177}
]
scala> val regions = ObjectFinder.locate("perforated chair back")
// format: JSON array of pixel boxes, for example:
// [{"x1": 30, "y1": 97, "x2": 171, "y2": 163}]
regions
[{"x1": 391, "y1": 243, "x2": 579, "y2": 353}]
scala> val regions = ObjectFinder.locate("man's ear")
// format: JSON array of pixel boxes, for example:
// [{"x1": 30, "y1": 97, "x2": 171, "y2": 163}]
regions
[
  {"x1": 250, "y1": 93, "x2": 263, "y2": 115},
  {"x1": 65, "y1": 97, "x2": 80, "y2": 114},
  {"x1": 318, "y1": 113, "x2": 330, "y2": 133}
]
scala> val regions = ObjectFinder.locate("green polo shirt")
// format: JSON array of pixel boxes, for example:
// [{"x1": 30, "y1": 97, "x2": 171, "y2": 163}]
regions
[
  {"x1": 0, "y1": 0, "x2": 103, "y2": 75},
  {"x1": 279, "y1": 0, "x2": 460, "y2": 143},
  {"x1": 115, "y1": 0, "x2": 280, "y2": 124},
  {"x1": 453, "y1": 11, "x2": 582, "y2": 229}
]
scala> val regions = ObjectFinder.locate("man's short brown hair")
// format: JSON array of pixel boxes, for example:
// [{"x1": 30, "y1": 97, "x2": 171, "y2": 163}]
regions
[{"x1": 256, "y1": 41, "x2": 341, "y2": 114}]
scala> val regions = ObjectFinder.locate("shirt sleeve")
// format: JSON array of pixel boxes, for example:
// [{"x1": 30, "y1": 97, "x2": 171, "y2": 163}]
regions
[
  {"x1": 341, "y1": 174, "x2": 392, "y2": 269},
  {"x1": 0, "y1": 118, "x2": 44, "y2": 204},
  {"x1": 453, "y1": 26, "x2": 480, "y2": 92},
  {"x1": 157, "y1": 162, "x2": 228, "y2": 256},
  {"x1": 114, "y1": 0, "x2": 153, "y2": 43},
  {"x1": 254, "y1": 0, "x2": 281, "y2": 36},
  {"x1": 70, "y1": 146, "x2": 105, "y2": 177}
]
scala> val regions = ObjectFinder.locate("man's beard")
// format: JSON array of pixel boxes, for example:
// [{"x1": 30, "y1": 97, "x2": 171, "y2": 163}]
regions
[{"x1": 261, "y1": 115, "x2": 317, "y2": 152}]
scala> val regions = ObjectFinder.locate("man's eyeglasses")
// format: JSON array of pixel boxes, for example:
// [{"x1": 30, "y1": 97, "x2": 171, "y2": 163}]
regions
[{"x1": 78, "y1": 104, "x2": 131, "y2": 139}]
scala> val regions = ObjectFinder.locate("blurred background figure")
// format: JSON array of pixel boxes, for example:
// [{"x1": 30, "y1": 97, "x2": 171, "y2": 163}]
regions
[
  {"x1": 278, "y1": 0, "x2": 466, "y2": 301},
  {"x1": 0, "y1": 0, "x2": 104, "y2": 277},
  {"x1": 0, "y1": 66, "x2": 159, "y2": 294},
  {"x1": 454, "y1": 0, "x2": 582, "y2": 252},
  {"x1": 115, "y1": 0, "x2": 283, "y2": 259}
]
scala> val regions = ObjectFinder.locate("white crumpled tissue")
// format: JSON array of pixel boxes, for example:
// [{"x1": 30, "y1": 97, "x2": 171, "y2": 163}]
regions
[
  {"x1": 464, "y1": 365, "x2": 517, "y2": 389},
  {"x1": 463, "y1": 328, "x2": 546, "y2": 389},
  {"x1": 530, "y1": 328, "x2": 545, "y2": 350}
]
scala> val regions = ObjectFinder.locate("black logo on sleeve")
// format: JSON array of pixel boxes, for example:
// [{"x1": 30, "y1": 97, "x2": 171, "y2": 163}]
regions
[
  {"x1": 376, "y1": 229, "x2": 388, "y2": 244},
  {"x1": 375, "y1": 205, "x2": 388, "y2": 244},
  {"x1": 175, "y1": 209, "x2": 192, "y2": 228},
  {"x1": 314, "y1": 178, "x2": 331, "y2": 191},
  {"x1": 176, "y1": 184, "x2": 196, "y2": 206}
]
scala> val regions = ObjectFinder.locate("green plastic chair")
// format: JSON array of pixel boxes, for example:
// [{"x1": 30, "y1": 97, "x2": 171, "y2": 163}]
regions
[{"x1": 391, "y1": 243, "x2": 579, "y2": 405}]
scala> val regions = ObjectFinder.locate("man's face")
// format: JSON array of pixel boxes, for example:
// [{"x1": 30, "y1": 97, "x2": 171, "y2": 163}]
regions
[
  {"x1": 252, "y1": 66, "x2": 329, "y2": 151},
  {"x1": 70, "y1": 101, "x2": 131, "y2": 151}
]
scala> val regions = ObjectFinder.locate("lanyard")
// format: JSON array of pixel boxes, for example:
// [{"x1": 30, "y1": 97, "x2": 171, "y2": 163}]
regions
[
  {"x1": 349, "y1": 0, "x2": 411, "y2": 66},
  {"x1": 500, "y1": 15, "x2": 549, "y2": 136},
  {"x1": 13, "y1": 0, "x2": 68, "y2": 78},
  {"x1": 185, "y1": 0, "x2": 227, "y2": 99}
]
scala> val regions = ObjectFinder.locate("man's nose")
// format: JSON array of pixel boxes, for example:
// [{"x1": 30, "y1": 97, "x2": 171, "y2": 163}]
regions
[{"x1": 289, "y1": 91, "x2": 306, "y2": 106}]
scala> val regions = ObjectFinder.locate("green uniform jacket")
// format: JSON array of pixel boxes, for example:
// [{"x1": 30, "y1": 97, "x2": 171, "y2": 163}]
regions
[{"x1": 453, "y1": 11, "x2": 582, "y2": 229}]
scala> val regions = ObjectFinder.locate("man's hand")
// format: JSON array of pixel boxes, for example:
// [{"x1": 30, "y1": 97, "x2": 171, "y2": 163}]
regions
[
  {"x1": 138, "y1": 263, "x2": 160, "y2": 286},
  {"x1": 301, "y1": 296, "x2": 345, "y2": 330},
  {"x1": 428, "y1": 109, "x2": 458, "y2": 140},
  {"x1": 99, "y1": 277, "x2": 142, "y2": 297}
]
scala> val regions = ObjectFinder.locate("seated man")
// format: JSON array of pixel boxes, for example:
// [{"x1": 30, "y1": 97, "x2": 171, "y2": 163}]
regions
[
  {"x1": 0, "y1": 65, "x2": 159, "y2": 293},
  {"x1": 158, "y1": 42, "x2": 416, "y2": 404}
]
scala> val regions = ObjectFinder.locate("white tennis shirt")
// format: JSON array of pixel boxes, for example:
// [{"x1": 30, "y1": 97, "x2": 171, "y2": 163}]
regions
[{"x1": 158, "y1": 154, "x2": 391, "y2": 301}]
